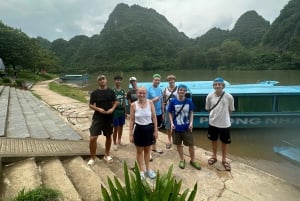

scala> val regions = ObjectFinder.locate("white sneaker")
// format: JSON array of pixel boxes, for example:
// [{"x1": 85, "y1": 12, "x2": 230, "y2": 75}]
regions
[
  {"x1": 113, "y1": 144, "x2": 118, "y2": 151},
  {"x1": 87, "y1": 159, "x2": 95, "y2": 165}
]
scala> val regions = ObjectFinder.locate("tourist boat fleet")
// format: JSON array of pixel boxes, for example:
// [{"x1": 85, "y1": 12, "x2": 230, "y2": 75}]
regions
[{"x1": 137, "y1": 80, "x2": 300, "y2": 128}]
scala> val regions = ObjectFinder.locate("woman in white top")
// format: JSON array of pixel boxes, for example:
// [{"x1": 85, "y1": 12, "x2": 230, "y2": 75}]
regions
[{"x1": 129, "y1": 86, "x2": 158, "y2": 179}]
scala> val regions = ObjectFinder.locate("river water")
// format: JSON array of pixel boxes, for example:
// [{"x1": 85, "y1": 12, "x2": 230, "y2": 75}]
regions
[{"x1": 78, "y1": 70, "x2": 300, "y2": 188}]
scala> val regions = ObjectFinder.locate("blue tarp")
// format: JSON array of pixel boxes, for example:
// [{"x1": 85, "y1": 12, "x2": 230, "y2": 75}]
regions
[{"x1": 273, "y1": 146, "x2": 300, "y2": 163}]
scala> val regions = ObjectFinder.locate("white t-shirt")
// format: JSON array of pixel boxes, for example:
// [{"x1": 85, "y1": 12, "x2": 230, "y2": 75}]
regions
[{"x1": 205, "y1": 92, "x2": 235, "y2": 128}]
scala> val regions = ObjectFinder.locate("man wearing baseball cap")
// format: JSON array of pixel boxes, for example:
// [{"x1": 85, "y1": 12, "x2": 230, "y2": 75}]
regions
[{"x1": 205, "y1": 77, "x2": 235, "y2": 171}]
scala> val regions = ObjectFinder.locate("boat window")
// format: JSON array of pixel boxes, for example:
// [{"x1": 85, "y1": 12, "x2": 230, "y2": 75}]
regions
[
  {"x1": 277, "y1": 95, "x2": 300, "y2": 112},
  {"x1": 192, "y1": 96, "x2": 207, "y2": 112},
  {"x1": 237, "y1": 96, "x2": 273, "y2": 112}
]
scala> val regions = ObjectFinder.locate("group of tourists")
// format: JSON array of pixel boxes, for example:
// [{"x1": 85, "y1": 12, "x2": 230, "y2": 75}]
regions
[{"x1": 87, "y1": 73, "x2": 235, "y2": 179}]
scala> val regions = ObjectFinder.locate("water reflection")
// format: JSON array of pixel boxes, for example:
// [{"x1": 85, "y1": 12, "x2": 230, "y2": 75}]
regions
[{"x1": 192, "y1": 127, "x2": 300, "y2": 187}]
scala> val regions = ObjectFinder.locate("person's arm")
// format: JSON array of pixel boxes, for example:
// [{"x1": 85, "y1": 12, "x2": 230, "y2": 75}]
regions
[
  {"x1": 129, "y1": 103, "x2": 135, "y2": 142},
  {"x1": 189, "y1": 110, "x2": 194, "y2": 132},
  {"x1": 89, "y1": 103, "x2": 106, "y2": 114},
  {"x1": 150, "y1": 100, "x2": 158, "y2": 139}
]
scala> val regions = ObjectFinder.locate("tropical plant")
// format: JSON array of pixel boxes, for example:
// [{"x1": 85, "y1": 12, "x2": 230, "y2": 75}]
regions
[
  {"x1": 10, "y1": 186, "x2": 62, "y2": 201},
  {"x1": 101, "y1": 162, "x2": 197, "y2": 201}
]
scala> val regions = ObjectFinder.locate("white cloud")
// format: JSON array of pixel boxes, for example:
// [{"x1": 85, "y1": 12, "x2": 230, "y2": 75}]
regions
[{"x1": 0, "y1": 0, "x2": 290, "y2": 41}]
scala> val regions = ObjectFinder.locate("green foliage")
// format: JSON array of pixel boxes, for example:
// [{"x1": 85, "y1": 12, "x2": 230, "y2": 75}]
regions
[
  {"x1": 2, "y1": 77, "x2": 11, "y2": 83},
  {"x1": 102, "y1": 162, "x2": 197, "y2": 201},
  {"x1": 49, "y1": 81, "x2": 88, "y2": 103},
  {"x1": 15, "y1": 79, "x2": 24, "y2": 87},
  {"x1": 10, "y1": 186, "x2": 61, "y2": 201}
]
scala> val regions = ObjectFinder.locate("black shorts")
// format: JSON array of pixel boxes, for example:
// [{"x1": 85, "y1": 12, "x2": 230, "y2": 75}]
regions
[
  {"x1": 133, "y1": 123, "x2": 155, "y2": 147},
  {"x1": 89, "y1": 119, "x2": 113, "y2": 136},
  {"x1": 157, "y1": 114, "x2": 163, "y2": 128},
  {"x1": 208, "y1": 125, "x2": 231, "y2": 144}
]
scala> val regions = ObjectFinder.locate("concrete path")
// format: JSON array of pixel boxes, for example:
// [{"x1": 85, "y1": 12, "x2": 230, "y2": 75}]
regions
[{"x1": 27, "y1": 80, "x2": 300, "y2": 200}]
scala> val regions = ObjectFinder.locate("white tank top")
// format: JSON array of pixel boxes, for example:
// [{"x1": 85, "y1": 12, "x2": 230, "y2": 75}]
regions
[{"x1": 134, "y1": 100, "x2": 152, "y2": 125}]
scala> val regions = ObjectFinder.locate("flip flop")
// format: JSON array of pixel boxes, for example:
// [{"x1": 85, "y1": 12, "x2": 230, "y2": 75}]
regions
[
  {"x1": 166, "y1": 143, "x2": 172, "y2": 149},
  {"x1": 208, "y1": 158, "x2": 217, "y2": 165},
  {"x1": 222, "y1": 161, "x2": 231, "y2": 171},
  {"x1": 190, "y1": 161, "x2": 201, "y2": 170},
  {"x1": 103, "y1": 155, "x2": 113, "y2": 163},
  {"x1": 152, "y1": 148, "x2": 163, "y2": 154}
]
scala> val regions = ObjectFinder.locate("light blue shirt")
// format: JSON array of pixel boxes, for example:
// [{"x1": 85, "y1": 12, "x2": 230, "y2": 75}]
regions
[{"x1": 147, "y1": 86, "x2": 163, "y2": 115}]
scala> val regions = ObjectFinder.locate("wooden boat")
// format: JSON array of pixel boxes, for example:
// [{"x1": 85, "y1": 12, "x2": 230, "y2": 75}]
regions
[
  {"x1": 60, "y1": 74, "x2": 88, "y2": 81},
  {"x1": 137, "y1": 80, "x2": 300, "y2": 128}
]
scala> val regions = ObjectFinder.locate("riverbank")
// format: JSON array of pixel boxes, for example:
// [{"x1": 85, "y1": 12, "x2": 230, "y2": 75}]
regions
[{"x1": 31, "y1": 80, "x2": 300, "y2": 200}]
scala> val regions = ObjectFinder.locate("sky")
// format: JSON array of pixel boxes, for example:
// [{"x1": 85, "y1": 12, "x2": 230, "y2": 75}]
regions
[{"x1": 0, "y1": 0, "x2": 290, "y2": 42}]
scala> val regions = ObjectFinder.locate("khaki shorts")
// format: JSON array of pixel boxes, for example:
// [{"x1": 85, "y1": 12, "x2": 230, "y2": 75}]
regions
[{"x1": 172, "y1": 130, "x2": 194, "y2": 146}]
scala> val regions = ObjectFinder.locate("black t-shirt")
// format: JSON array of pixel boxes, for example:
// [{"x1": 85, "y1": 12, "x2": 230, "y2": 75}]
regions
[
  {"x1": 90, "y1": 88, "x2": 116, "y2": 120},
  {"x1": 126, "y1": 89, "x2": 137, "y2": 103}
]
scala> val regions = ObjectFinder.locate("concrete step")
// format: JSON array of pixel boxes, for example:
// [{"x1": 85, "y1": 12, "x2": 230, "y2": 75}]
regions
[
  {"x1": 40, "y1": 157, "x2": 82, "y2": 201},
  {"x1": 0, "y1": 158, "x2": 41, "y2": 200},
  {"x1": 63, "y1": 156, "x2": 105, "y2": 201}
]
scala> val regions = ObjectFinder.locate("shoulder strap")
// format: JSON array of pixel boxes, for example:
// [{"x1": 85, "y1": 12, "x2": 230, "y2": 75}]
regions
[
  {"x1": 208, "y1": 92, "x2": 225, "y2": 112},
  {"x1": 165, "y1": 86, "x2": 177, "y2": 104},
  {"x1": 173, "y1": 99, "x2": 186, "y2": 120}
]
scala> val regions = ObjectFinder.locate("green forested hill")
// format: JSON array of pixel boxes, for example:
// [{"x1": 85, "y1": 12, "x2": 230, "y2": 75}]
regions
[{"x1": 1, "y1": 1, "x2": 300, "y2": 73}]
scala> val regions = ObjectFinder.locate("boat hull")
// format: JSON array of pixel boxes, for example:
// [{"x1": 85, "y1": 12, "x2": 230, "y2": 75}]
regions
[{"x1": 194, "y1": 113, "x2": 300, "y2": 128}]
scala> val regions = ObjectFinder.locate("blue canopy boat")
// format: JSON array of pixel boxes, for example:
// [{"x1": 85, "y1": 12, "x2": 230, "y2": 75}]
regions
[{"x1": 136, "y1": 80, "x2": 300, "y2": 128}]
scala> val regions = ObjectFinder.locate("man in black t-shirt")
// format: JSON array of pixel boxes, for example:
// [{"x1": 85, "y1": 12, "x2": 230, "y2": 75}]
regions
[{"x1": 87, "y1": 75, "x2": 118, "y2": 165}]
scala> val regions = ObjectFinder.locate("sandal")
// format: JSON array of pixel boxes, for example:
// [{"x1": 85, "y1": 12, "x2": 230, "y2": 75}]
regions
[
  {"x1": 190, "y1": 161, "x2": 201, "y2": 170},
  {"x1": 222, "y1": 161, "x2": 231, "y2": 171},
  {"x1": 179, "y1": 160, "x2": 185, "y2": 169},
  {"x1": 166, "y1": 143, "x2": 172, "y2": 149},
  {"x1": 103, "y1": 155, "x2": 113, "y2": 163},
  {"x1": 208, "y1": 158, "x2": 217, "y2": 165},
  {"x1": 152, "y1": 148, "x2": 163, "y2": 154}
]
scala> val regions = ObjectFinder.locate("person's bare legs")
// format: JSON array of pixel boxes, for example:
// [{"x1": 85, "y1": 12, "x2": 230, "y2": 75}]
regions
[
  {"x1": 144, "y1": 145, "x2": 151, "y2": 171},
  {"x1": 112, "y1": 127, "x2": 118, "y2": 145},
  {"x1": 89, "y1": 136, "x2": 98, "y2": 160},
  {"x1": 177, "y1": 144, "x2": 184, "y2": 160},
  {"x1": 167, "y1": 129, "x2": 172, "y2": 144},
  {"x1": 136, "y1": 146, "x2": 145, "y2": 172},
  {"x1": 211, "y1": 140, "x2": 218, "y2": 159},
  {"x1": 117, "y1": 125, "x2": 123, "y2": 144},
  {"x1": 221, "y1": 142, "x2": 227, "y2": 162},
  {"x1": 189, "y1": 146, "x2": 195, "y2": 162},
  {"x1": 105, "y1": 135, "x2": 112, "y2": 157}
]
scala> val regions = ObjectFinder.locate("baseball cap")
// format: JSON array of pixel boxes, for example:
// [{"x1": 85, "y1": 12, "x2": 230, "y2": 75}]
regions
[
  {"x1": 167, "y1": 74, "x2": 176, "y2": 80},
  {"x1": 153, "y1": 73, "x2": 161, "y2": 79},
  {"x1": 213, "y1": 77, "x2": 224, "y2": 83},
  {"x1": 178, "y1": 84, "x2": 188, "y2": 90},
  {"x1": 129, "y1": 76, "x2": 137, "y2": 81},
  {"x1": 97, "y1": 75, "x2": 106, "y2": 80}
]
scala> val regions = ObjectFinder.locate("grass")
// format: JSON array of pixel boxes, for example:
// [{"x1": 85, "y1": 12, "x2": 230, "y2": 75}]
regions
[
  {"x1": 11, "y1": 186, "x2": 62, "y2": 201},
  {"x1": 49, "y1": 81, "x2": 88, "y2": 103}
]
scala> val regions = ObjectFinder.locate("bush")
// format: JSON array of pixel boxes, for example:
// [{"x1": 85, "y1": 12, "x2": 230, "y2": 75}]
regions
[
  {"x1": 101, "y1": 162, "x2": 197, "y2": 201},
  {"x1": 15, "y1": 79, "x2": 24, "y2": 87},
  {"x1": 11, "y1": 186, "x2": 62, "y2": 201},
  {"x1": 2, "y1": 77, "x2": 11, "y2": 83}
]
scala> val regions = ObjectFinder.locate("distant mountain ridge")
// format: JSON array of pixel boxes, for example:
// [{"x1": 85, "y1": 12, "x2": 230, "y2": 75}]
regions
[{"x1": 1, "y1": 0, "x2": 299, "y2": 72}]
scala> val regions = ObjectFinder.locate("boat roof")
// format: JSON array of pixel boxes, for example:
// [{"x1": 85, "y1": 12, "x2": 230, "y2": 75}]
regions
[
  {"x1": 134, "y1": 80, "x2": 297, "y2": 95},
  {"x1": 191, "y1": 85, "x2": 300, "y2": 96}
]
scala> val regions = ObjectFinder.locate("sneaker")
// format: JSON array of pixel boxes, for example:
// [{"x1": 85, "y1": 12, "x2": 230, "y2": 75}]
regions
[
  {"x1": 87, "y1": 159, "x2": 95, "y2": 165},
  {"x1": 146, "y1": 170, "x2": 156, "y2": 179},
  {"x1": 140, "y1": 172, "x2": 146, "y2": 180},
  {"x1": 113, "y1": 144, "x2": 118, "y2": 151}
]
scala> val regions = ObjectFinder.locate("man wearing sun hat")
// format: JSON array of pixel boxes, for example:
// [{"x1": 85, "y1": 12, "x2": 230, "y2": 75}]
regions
[{"x1": 205, "y1": 77, "x2": 235, "y2": 171}]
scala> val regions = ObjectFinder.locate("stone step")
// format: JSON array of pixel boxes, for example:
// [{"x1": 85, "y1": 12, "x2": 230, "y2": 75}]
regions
[
  {"x1": 63, "y1": 156, "x2": 105, "y2": 201},
  {"x1": 40, "y1": 157, "x2": 82, "y2": 201},
  {"x1": 0, "y1": 86, "x2": 9, "y2": 137},
  {"x1": 0, "y1": 158, "x2": 41, "y2": 200}
]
